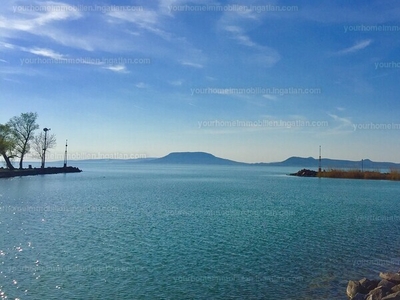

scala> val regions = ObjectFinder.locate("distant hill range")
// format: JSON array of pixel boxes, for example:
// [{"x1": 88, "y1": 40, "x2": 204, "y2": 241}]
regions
[
  {"x1": 262, "y1": 156, "x2": 400, "y2": 170},
  {"x1": 145, "y1": 152, "x2": 246, "y2": 165},
  {"x1": 61, "y1": 152, "x2": 400, "y2": 169},
  {"x1": 141, "y1": 152, "x2": 400, "y2": 169}
]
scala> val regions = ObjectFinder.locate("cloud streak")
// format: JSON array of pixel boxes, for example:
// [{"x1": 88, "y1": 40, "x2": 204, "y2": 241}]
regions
[
  {"x1": 103, "y1": 64, "x2": 129, "y2": 73},
  {"x1": 26, "y1": 47, "x2": 67, "y2": 60},
  {"x1": 337, "y1": 40, "x2": 372, "y2": 55}
]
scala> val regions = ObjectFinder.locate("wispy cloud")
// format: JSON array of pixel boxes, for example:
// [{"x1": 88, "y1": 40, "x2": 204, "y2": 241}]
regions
[
  {"x1": 107, "y1": 10, "x2": 158, "y2": 28},
  {"x1": 0, "y1": 1, "x2": 81, "y2": 32},
  {"x1": 180, "y1": 61, "x2": 203, "y2": 68},
  {"x1": 103, "y1": 64, "x2": 129, "y2": 73},
  {"x1": 262, "y1": 94, "x2": 278, "y2": 101},
  {"x1": 169, "y1": 80, "x2": 183, "y2": 86},
  {"x1": 0, "y1": 42, "x2": 15, "y2": 50},
  {"x1": 218, "y1": 10, "x2": 280, "y2": 67},
  {"x1": 337, "y1": 40, "x2": 372, "y2": 55},
  {"x1": 135, "y1": 82, "x2": 149, "y2": 88},
  {"x1": 326, "y1": 113, "x2": 353, "y2": 134},
  {"x1": 26, "y1": 47, "x2": 67, "y2": 60},
  {"x1": 106, "y1": 6, "x2": 206, "y2": 67},
  {"x1": 224, "y1": 25, "x2": 258, "y2": 47}
]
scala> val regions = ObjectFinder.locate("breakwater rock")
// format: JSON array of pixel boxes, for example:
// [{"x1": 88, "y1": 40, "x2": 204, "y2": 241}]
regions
[
  {"x1": 0, "y1": 166, "x2": 82, "y2": 178},
  {"x1": 347, "y1": 272, "x2": 400, "y2": 299},
  {"x1": 289, "y1": 169, "x2": 318, "y2": 177}
]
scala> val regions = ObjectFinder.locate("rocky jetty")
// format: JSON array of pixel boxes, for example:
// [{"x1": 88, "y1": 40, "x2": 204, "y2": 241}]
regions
[
  {"x1": 289, "y1": 169, "x2": 318, "y2": 177},
  {"x1": 347, "y1": 272, "x2": 400, "y2": 299},
  {"x1": 0, "y1": 166, "x2": 82, "y2": 178}
]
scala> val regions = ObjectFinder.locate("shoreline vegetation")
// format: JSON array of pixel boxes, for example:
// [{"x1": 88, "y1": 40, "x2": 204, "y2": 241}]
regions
[
  {"x1": 0, "y1": 111, "x2": 83, "y2": 178},
  {"x1": 290, "y1": 169, "x2": 400, "y2": 181},
  {"x1": 0, "y1": 166, "x2": 82, "y2": 179}
]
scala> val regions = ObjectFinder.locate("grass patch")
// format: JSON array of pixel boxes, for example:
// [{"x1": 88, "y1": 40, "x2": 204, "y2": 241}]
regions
[{"x1": 318, "y1": 169, "x2": 400, "y2": 181}]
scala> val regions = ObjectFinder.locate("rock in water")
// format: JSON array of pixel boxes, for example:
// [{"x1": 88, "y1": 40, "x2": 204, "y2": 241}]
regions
[
  {"x1": 382, "y1": 291, "x2": 400, "y2": 299},
  {"x1": 380, "y1": 273, "x2": 400, "y2": 284},
  {"x1": 348, "y1": 280, "x2": 362, "y2": 299},
  {"x1": 360, "y1": 278, "x2": 379, "y2": 293},
  {"x1": 379, "y1": 279, "x2": 397, "y2": 290},
  {"x1": 366, "y1": 286, "x2": 391, "y2": 300},
  {"x1": 353, "y1": 293, "x2": 367, "y2": 300},
  {"x1": 391, "y1": 284, "x2": 400, "y2": 293}
]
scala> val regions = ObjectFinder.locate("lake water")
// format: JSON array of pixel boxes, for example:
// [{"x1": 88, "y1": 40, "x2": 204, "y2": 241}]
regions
[{"x1": 1, "y1": 163, "x2": 400, "y2": 299}]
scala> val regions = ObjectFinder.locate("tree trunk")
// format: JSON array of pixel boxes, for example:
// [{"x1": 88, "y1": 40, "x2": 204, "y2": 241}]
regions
[
  {"x1": 1, "y1": 152, "x2": 15, "y2": 170},
  {"x1": 19, "y1": 140, "x2": 29, "y2": 169}
]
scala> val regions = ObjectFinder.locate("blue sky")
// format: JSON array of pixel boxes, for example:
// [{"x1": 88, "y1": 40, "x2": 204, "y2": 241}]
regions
[{"x1": 1, "y1": 0, "x2": 400, "y2": 163}]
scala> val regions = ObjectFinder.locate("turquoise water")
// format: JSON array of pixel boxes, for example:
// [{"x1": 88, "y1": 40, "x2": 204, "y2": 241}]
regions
[{"x1": 1, "y1": 163, "x2": 400, "y2": 299}]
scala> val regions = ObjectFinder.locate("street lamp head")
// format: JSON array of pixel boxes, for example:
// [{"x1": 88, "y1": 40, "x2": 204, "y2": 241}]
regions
[{"x1": 43, "y1": 128, "x2": 51, "y2": 132}]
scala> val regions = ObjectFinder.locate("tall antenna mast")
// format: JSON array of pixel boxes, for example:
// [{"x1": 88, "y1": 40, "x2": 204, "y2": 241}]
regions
[
  {"x1": 63, "y1": 139, "x2": 68, "y2": 168},
  {"x1": 318, "y1": 145, "x2": 322, "y2": 173}
]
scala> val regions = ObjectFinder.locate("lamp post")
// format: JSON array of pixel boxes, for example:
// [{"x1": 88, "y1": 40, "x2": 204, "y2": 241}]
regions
[
  {"x1": 318, "y1": 145, "x2": 322, "y2": 173},
  {"x1": 63, "y1": 140, "x2": 68, "y2": 168},
  {"x1": 41, "y1": 128, "x2": 50, "y2": 168}
]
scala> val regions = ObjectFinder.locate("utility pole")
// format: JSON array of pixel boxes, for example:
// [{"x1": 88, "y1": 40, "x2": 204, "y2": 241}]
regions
[
  {"x1": 318, "y1": 145, "x2": 322, "y2": 173},
  {"x1": 63, "y1": 139, "x2": 68, "y2": 168},
  {"x1": 41, "y1": 128, "x2": 50, "y2": 168}
]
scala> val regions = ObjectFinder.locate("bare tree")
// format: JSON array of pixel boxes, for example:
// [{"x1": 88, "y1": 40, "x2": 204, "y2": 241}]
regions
[
  {"x1": 8, "y1": 112, "x2": 39, "y2": 169},
  {"x1": 0, "y1": 124, "x2": 16, "y2": 170},
  {"x1": 32, "y1": 132, "x2": 57, "y2": 161}
]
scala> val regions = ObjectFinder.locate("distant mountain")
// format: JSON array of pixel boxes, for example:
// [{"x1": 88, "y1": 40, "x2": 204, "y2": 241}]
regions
[
  {"x1": 259, "y1": 157, "x2": 400, "y2": 170},
  {"x1": 54, "y1": 153, "x2": 400, "y2": 170},
  {"x1": 65, "y1": 158, "x2": 155, "y2": 163},
  {"x1": 145, "y1": 152, "x2": 246, "y2": 165}
]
